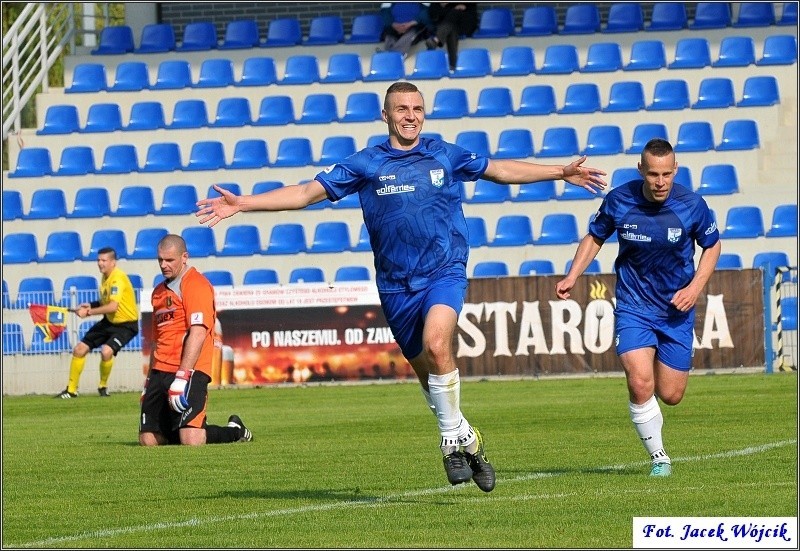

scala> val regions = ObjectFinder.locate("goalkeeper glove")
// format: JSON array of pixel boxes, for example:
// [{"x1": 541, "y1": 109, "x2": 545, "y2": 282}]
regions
[{"x1": 168, "y1": 369, "x2": 192, "y2": 413}]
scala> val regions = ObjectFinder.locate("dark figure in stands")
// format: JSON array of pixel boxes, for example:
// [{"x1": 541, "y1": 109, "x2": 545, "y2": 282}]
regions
[{"x1": 426, "y1": 3, "x2": 479, "y2": 71}]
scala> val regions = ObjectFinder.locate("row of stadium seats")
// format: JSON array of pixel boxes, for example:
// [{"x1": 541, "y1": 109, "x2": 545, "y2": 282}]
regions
[
  {"x1": 69, "y1": 35, "x2": 798, "y2": 93},
  {"x1": 2, "y1": 320, "x2": 143, "y2": 355},
  {"x1": 88, "y1": 3, "x2": 798, "y2": 56}
]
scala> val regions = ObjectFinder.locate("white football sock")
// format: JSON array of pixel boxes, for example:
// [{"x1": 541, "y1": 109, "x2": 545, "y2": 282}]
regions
[
  {"x1": 428, "y1": 370, "x2": 467, "y2": 454},
  {"x1": 420, "y1": 387, "x2": 437, "y2": 416},
  {"x1": 629, "y1": 395, "x2": 670, "y2": 464}
]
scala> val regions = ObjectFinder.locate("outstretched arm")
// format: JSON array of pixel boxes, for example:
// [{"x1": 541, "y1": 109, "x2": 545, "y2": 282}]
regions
[{"x1": 482, "y1": 156, "x2": 607, "y2": 193}]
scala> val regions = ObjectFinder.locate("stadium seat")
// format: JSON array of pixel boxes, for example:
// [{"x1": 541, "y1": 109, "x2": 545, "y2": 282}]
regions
[
  {"x1": 309, "y1": 221, "x2": 352, "y2": 253},
  {"x1": 84, "y1": 229, "x2": 128, "y2": 260},
  {"x1": 518, "y1": 5, "x2": 558, "y2": 36},
  {"x1": 82, "y1": 103, "x2": 123, "y2": 133},
  {"x1": 603, "y1": 81, "x2": 646, "y2": 112},
  {"x1": 490, "y1": 215, "x2": 534, "y2": 247},
  {"x1": 136, "y1": 23, "x2": 176, "y2": 53},
  {"x1": 3, "y1": 233, "x2": 38, "y2": 264},
  {"x1": 669, "y1": 37, "x2": 712, "y2": 68},
  {"x1": 752, "y1": 251, "x2": 790, "y2": 275},
  {"x1": 152, "y1": 60, "x2": 193, "y2": 90},
  {"x1": 196, "y1": 58, "x2": 235, "y2": 88},
  {"x1": 582, "y1": 125, "x2": 624, "y2": 156},
  {"x1": 297, "y1": 93, "x2": 339, "y2": 125},
  {"x1": 716, "y1": 119, "x2": 760, "y2": 150},
  {"x1": 263, "y1": 17, "x2": 302, "y2": 47},
  {"x1": 452, "y1": 47, "x2": 492, "y2": 78},
  {"x1": 27, "y1": 327, "x2": 71, "y2": 354},
  {"x1": 109, "y1": 61, "x2": 150, "y2": 91},
  {"x1": 646, "y1": 2, "x2": 687, "y2": 30},
  {"x1": 217, "y1": 224, "x2": 262, "y2": 256},
  {"x1": 140, "y1": 142, "x2": 182, "y2": 173},
  {"x1": 306, "y1": 15, "x2": 344, "y2": 45},
  {"x1": 566, "y1": 259, "x2": 602, "y2": 274},
  {"x1": 273, "y1": 137, "x2": 314, "y2": 167},
  {"x1": 181, "y1": 226, "x2": 218, "y2": 258},
  {"x1": 713, "y1": 36, "x2": 756, "y2": 67},
  {"x1": 734, "y1": 2, "x2": 775, "y2": 26},
  {"x1": 3, "y1": 190, "x2": 23, "y2": 221},
  {"x1": 781, "y1": 297, "x2": 798, "y2": 331},
  {"x1": 721, "y1": 206, "x2": 764, "y2": 238},
  {"x1": 353, "y1": 223, "x2": 372, "y2": 252},
  {"x1": 465, "y1": 217, "x2": 489, "y2": 247},
  {"x1": 561, "y1": 3, "x2": 601, "y2": 34},
  {"x1": 738, "y1": 75, "x2": 780, "y2": 107},
  {"x1": 766, "y1": 204, "x2": 798, "y2": 238},
  {"x1": 211, "y1": 97, "x2": 252, "y2": 127},
  {"x1": 346, "y1": 13, "x2": 383, "y2": 43},
  {"x1": 113, "y1": 186, "x2": 156, "y2": 217},
  {"x1": 536, "y1": 127, "x2": 580, "y2": 158},
  {"x1": 126, "y1": 101, "x2": 166, "y2": 131},
  {"x1": 468, "y1": 179, "x2": 511, "y2": 203},
  {"x1": 647, "y1": 79, "x2": 691, "y2": 111},
  {"x1": 177, "y1": 21, "x2": 218, "y2": 51},
  {"x1": 334, "y1": 266, "x2": 371, "y2": 282},
  {"x1": 237, "y1": 56, "x2": 278, "y2": 87},
  {"x1": 128, "y1": 228, "x2": 169, "y2": 259},
  {"x1": 582, "y1": 42, "x2": 623, "y2": 72},
  {"x1": 611, "y1": 167, "x2": 641, "y2": 189},
  {"x1": 536, "y1": 213, "x2": 580, "y2": 244},
  {"x1": 279, "y1": 54, "x2": 321, "y2": 85},
  {"x1": 68, "y1": 187, "x2": 111, "y2": 218},
  {"x1": 66, "y1": 63, "x2": 108, "y2": 93},
  {"x1": 97, "y1": 144, "x2": 138, "y2": 174},
  {"x1": 243, "y1": 269, "x2": 279, "y2": 285},
  {"x1": 697, "y1": 164, "x2": 739, "y2": 195},
  {"x1": 289, "y1": 267, "x2": 325, "y2": 284},
  {"x1": 229, "y1": 139, "x2": 270, "y2": 169},
  {"x1": 515, "y1": 84, "x2": 557, "y2": 115},
  {"x1": 91, "y1": 25, "x2": 134, "y2": 54},
  {"x1": 264, "y1": 223, "x2": 307, "y2": 255},
  {"x1": 204, "y1": 270, "x2": 235, "y2": 287},
  {"x1": 14, "y1": 277, "x2": 56, "y2": 309},
  {"x1": 37, "y1": 105, "x2": 80, "y2": 135},
  {"x1": 456, "y1": 130, "x2": 491, "y2": 157},
  {"x1": 340, "y1": 91, "x2": 381, "y2": 122},
  {"x1": 690, "y1": 2, "x2": 731, "y2": 29},
  {"x1": 158, "y1": 184, "x2": 199, "y2": 215},
  {"x1": 316, "y1": 136, "x2": 357, "y2": 166},
  {"x1": 716, "y1": 253, "x2": 743, "y2": 270},
  {"x1": 537, "y1": 44, "x2": 580, "y2": 74},
  {"x1": 169, "y1": 99, "x2": 209, "y2": 129},
  {"x1": 59, "y1": 275, "x2": 99, "y2": 307},
  {"x1": 674, "y1": 166, "x2": 693, "y2": 189},
  {"x1": 3, "y1": 323, "x2": 25, "y2": 354},
  {"x1": 473, "y1": 261, "x2": 509, "y2": 278},
  {"x1": 494, "y1": 46, "x2": 535, "y2": 76},
  {"x1": 674, "y1": 121, "x2": 715, "y2": 152},
  {"x1": 692, "y1": 77, "x2": 736, "y2": 109},
  {"x1": 24, "y1": 189, "x2": 66, "y2": 220},
  {"x1": 558, "y1": 83, "x2": 601, "y2": 114},
  {"x1": 472, "y1": 7, "x2": 514, "y2": 38},
  {"x1": 207, "y1": 183, "x2": 241, "y2": 199},
  {"x1": 322, "y1": 53, "x2": 363, "y2": 83},
  {"x1": 513, "y1": 181, "x2": 557, "y2": 202},
  {"x1": 427, "y1": 88, "x2": 469, "y2": 119},
  {"x1": 185, "y1": 141, "x2": 226, "y2": 171},
  {"x1": 219, "y1": 19, "x2": 261, "y2": 49},
  {"x1": 757, "y1": 35, "x2": 797, "y2": 65},
  {"x1": 254, "y1": 95, "x2": 295, "y2": 126},
  {"x1": 519, "y1": 259, "x2": 555, "y2": 275},
  {"x1": 364, "y1": 51, "x2": 406, "y2": 82},
  {"x1": 472, "y1": 86, "x2": 514, "y2": 117},
  {"x1": 779, "y1": 2, "x2": 798, "y2": 25},
  {"x1": 625, "y1": 123, "x2": 669, "y2": 154},
  {"x1": 604, "y1": 2, "x2": 645, "y2": 33},
  {"x1": 494, "y1": 128, "x2": 534, "y2": 159},
  {"x1": 625, "y1": 40, "x2": 667, "y2": 70},
  {"x1": 55, "y1": 145, "x2": 96, "y2": 176},
  {"x1": 40, "y1": 231, "x2": 84, "y2": 263},
  {"x1": 411, "y1": 49, "x2": 450, "y2": 80}
]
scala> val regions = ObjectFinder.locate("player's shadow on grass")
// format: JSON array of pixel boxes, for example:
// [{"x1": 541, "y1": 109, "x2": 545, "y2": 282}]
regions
[
  {"x1": 504, "y1": 465, "x2": 643, "y2": 477},
  {"x1": 217, "y1": 488, "x2": 382, "y2": 501}
]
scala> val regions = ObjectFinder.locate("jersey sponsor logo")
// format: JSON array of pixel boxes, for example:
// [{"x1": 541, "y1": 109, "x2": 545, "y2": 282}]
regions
[
  {"x1": 704, "y1": 221, "x2": 717, "y2": 235},
  {"x1": 378, "y1": 174, "x2": 396, "y2": 181},
  {"x1": 619, "y1": 231, "x2": 652, "y2": 242},
  {"x1": 376, "y1": 183, "x2": 415, "y2": 195},
  {"x1": 429, "y1": 168, "x2": 444, "y2": 188},
  {"x1": 190, "y1": 312, "x2": 204, "y2": 325},
  {"x1": 111, "y1": 285, "x2": 119, "y2": 295},
  {"x1": 667, "y1": 228, "x2": 682, "y2": 243},
  {"x1": 155, "y1": 309, "x2": 175, "y2": 326}
]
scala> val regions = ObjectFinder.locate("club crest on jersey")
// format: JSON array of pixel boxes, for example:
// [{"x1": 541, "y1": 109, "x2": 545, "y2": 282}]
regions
[
  {"x1": 429, "y1": 169, "x2": 444, "y2": 188},
  {"x1": 667, "y1": 228, "x2": 682, "y2": 243}
]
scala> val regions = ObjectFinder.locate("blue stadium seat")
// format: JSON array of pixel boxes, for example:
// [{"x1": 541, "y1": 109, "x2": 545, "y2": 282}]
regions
[
  {"x1": 59, "y1": 275, "x2": 99, "y2": 308},
  {"x1": 537, "y1": 44, "x2": 579, "y2": 74},
  {"x1": 753, "y1": 251, "x2": 790, "y2": 275},
  {"x1": 566, "y1": 259, "x2": 602, "y2": 275},
  {"x1": 322, "y1": 53, "x2": 363, "y2": 83},
  {"x1": 3, "y1": 190, "x2": 23, "y2": 221},
  {"x1": 722, "y1": 206, "x2": 764, "y2": 238},
  {"x1": 253, "y1": 180, "x2": 283, "y2": 195},
  {"x1": 674, "y1": 166, "x2": 693, "y2": 189},
  {"x1": 219, "y1": 19, "x2": 261, "y2": 49},
  {"x1": 468, "y1": 179, "x2": 511, "y2": 203},
  {"x1": 334, "y1": 266, "x2": 371, "y2": 282},
  {"x1": 558, "y1": 83, "x2": 601, "y2": 114},
  {"x1": 674, "y1": 121, "x2": 715, "y2": 152},
  {"x1": 604, "y1": 2, "x2": 644, "y2": 33},
  {"x1": 781, "y1": 297, "x2": 798, "y2": 331},
  {"x1": 306, "y1": 15, "x2": 344, "y2": 45},
  {"x1": 536, "y1": 127, "x2": 580, "y2": 158},
  {"x1": 346, "y1": 14, "x2": 383, "y2": 44},
  {"x1": 3, "y1": 323, "x2": 25, "y2": 354},
  {"x1": 273, "y1": 137, "x2": 313, "y2": 167},
  {"x1": 308, "y1": 221, "x2": 352, "y2": 254},
  {"x1": 738, "y1": 75, "x2": 780, "y2": 107},
  {"x1": 243, "y1": 269, "x2": 279, "y2": 285},
  {"x1": 646, "y1": 2, "x2": 687, "y2": 30},
  {"x1": 57, "y1": 145, "x2": 97, "y2": 176},
  {"x1": 24, "y1": 189, "x2": 66, "y2": 219},
  {"x1": 263, "y1": 17, "x2": 302, "y2": 47},
  {"x1": 181, "y1": 226, "x2": 218, "y2": 258},
  {"x1": 561, "y1": 3, "x2": 601, "y2": 34},
  {"x1": 211, "y1": 97, "x2": 252, "y2": 127},
  {"x1": 519, "y1": 259, "x2": 555, "y2": 275},
  {"x1": 14, "y1": 277, "x2": 56, "y2": 309},
  {"x1": 490, "y1": 215, "x2": 534, "y2": 247},
  {"x1": 465, "y1": 217, "x2": 489, "y2": 247},
  {"x1": 109, "y1": 61, "x2": 150, "y2": 92},
  {"x1": 456, "y1": 130, "x2": 491, "y2": 157},
  {"x1": 734, "y1": 2, "x2": 775, "y2": 26},
  {"x1": 3, "y1": 233, "x2": 38, "y2": 264},
  {"x1": 169, "y1": 99, "x2": 209, "y2": 128},
  {"x1": 297, "y1": 93, "x2": 339, "y2": 125},
  {"x1": 140, "y1": 142, "x2": 182, "y2": 173},
  {"x1": 37, "y1": 105, "x2": 80, "y2": 135},
  {"x1": 207, "y1": 183, "x2": 241, "y2": 199},
  {"x1": 452, "y1": 47, "x2": 492, "y2": 78},
  {"x1": 84, "y1": 229, "x2": 128, "y2": 260},
  {"x1": 229, "y1": 139, "x2": 270, "y2": 169},
  {"x1": 185, "y1": 141, "x2": 226, "y2": 170},
  {"x1": 536, "y1": 213, "x2": 580, "y2": 244},
  {"x1": 136, "y1": 23, "x2": 176, "y2": 53},
  {"x1": 68, "y1": 187, "x2": 111, "y2": 218},
  {"x1": 156, "y1": 185, "x2": 198, "y2": 215},
  {"x1": 472, "y1": 7, "x2": 514, "y2": 38},
  {"x1": 264, "y1": 223, "x2": 307, "y2": 255},
  {"x1": 716, "y1": 119, "x2": 760, "y2": 151},
  {"x1": 713, "y1": 36, "x2": 756, "y2": 67},
  {"x1": 513, "y1": 181, "x2": 557, "y2": 202},
  {"x1": 518, "y1": 6, "x2": 557, "y2": 36},
  {"x1": 340, "y1": 92, "x2": 381, "y2": 122},
  {"x1": 757, "y1": 35, "x2": 797, "y2": 66},
  {"x1": 647, "y1": 79, "x2": 691, "y2": 111},
  {"x1": 113, "y1": 186, "x2": 156, "y2": 217},
  {"x1": 625, "y1": 39, "x2": 667, "y2": 70},
  {"x1": 411, "y1": 49, "x2": 450, "y2": 80},
  {"x1": 766, "y1": 204, "x2": 798, "y2": 238},
  {"x1": 97, "y1": 144, "x2": 139, "y2": 174},
  {"x1": 177, "y1": 21, "x2": 218, "y2": 51},
  {"x1": 697, "y1": 164, "x2": 739, "y2": 195},
  {"x1": 427, "y1": 88, "x2": 469, "y2": 119},
  {"x1": 494, "y1": 46, "x2": 535, "y2": 76},
  {"x1": 278, "y1": 55, "x2": 321, "y2": 86},
  {"x1": 582, "y1": 125, "x2": 624, "y2": 156},
  {"x1": 126, "y1": 101, "x2": 166, "y2": 131},
  {"x1": 128, "y1": 228, "x2": 169, "y2": 259},
  {"x1": 582, "y1": 42, "x2": 623, "y2": 72},
  {"x1": 66, "y1": 63, "x2": 107, "y2": 93},
  {"x1": 625, "y1": 123, "x2": 669, "y2": 154},
  {"x1": 82, "y1": 103, "x2": 123, "y2": 133},
  {"x1": 669, "y1": 37, "x2": 712, "y2": 68},
  {"x1": 204, "y1": 270, "x2": 235, "y2": 287},
  {"x1": 779, "y1": 2, "x2": 798, "y2": 25},
  {"x1": 473, "y1": 261, "x2": 509, "y2": 278},
  {"x1": 316, "y1": 136, "x2": 357, "y2": 166},
  {"x1": 494, "y1": 128, "x2": 534, "y2": 159},
  {"x1": 515, "y1": 84, "x2": 557, "y2": 115},
  {"x1": 472, "y1": 86, "x2": 514, "y2": 117},
  {"x1": 218, "y1": 224, "x2": 262, "y2": 256},
  {"x1": 237, "y1": 56, "x2": 277, "y2": 87},
  {"x1": 692, "y1": 77, "x2": 736, "y2": 109},
  {"x1": 603, "y1": 81, "x2": 646, "y2": 112},
  {"x1": 289, "y1": 267, "x2": 325, "y2": 284},
  {"x1": 152, "y1": 60, "x2": 193, "y2": 90},
  {"x1": 91, "y1": 25, "x2": 134, "y2": 54},
  {"x1": 40, "y1": 231, "x2": 84, "y2": 263},
  {"x1": 27, "y1": 327, "x2": 72, "y2": 354},
  {"x1": 254, "y1": 95, "x2": 295, "y2": 126},
  {"x1": 196, "y1": 58, "x2": 235, "y2": 88},
  {"x1": 690, "y1": 3, "x2": 731, "y2": 29},
  {"x1": 716, "y1": 253, "x2": 743, "y2": 270},
  {"x1": 353, "y1": 223, "x2": 372, "y2": 252},
  {"x1": 363, "y1": 51, "x2": 405, "y2": 81}
]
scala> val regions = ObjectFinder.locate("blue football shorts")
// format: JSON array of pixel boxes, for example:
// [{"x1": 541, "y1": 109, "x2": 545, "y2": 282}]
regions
[{"x1": 614, "y1": 307, "x2": 695, "y2": 371}]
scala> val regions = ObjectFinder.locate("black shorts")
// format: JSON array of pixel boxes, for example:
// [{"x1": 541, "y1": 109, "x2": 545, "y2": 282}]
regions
[
  {"x1": 139, "y1": 369, "x2": 210, "y2": 443},
  {"x1": 82, "y1": 318, "x2": 139, "y2": 355}
]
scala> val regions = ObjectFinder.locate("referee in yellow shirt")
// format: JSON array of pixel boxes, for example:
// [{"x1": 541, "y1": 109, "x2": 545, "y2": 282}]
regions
[{"x1": 56, "y1": 247, "x2": 139, "y2": 398}]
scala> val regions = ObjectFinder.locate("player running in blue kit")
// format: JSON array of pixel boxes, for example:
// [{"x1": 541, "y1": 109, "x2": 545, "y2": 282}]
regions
[
  {"x1": 196, "y1": 81, "x2": 607, "y2": 491},
  {"x1": 556, "y1": 138, "x2": 721, "y2": 477}
]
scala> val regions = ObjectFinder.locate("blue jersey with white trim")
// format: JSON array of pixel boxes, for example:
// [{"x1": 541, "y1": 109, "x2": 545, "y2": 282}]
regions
[
  {"x1": 589, "y1": 180, "x2": 719, "y2": 317},
  {"x1": 315, "y1": 137, "x2": 489, "y2": 292}
]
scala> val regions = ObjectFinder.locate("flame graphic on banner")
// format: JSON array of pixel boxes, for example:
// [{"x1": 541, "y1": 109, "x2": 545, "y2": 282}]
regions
[{"x1": 589, "y1": 280, "x2": 607, "y2": 300}]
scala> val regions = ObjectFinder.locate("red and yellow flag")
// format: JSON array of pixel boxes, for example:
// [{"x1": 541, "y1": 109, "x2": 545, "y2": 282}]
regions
[{"x1": 28, "y1": 304, "x2": 69, "y2": 342}]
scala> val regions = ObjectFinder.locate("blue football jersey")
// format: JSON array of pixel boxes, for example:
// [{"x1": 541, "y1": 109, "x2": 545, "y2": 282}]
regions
[
  {"x1": 589, "y1": 180, "x2": 719, "y2": 317},
  {"x1": 315, "y1": 137, "x2": 489, "y2": 292}
]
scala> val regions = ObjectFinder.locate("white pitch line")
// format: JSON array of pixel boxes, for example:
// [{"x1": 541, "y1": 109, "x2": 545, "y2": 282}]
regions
[{"x1": 9, "y1": 439, "x2": 797, "y2": 549}]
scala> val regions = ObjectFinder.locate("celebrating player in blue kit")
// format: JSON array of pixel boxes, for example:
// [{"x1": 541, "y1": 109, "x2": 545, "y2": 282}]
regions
[
  {"x1": 556, "y1": 138, "x2": 721, "y2": 477},
  {"x1": 196, "y1": 81, "x2": 607, "y2": 491}
]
